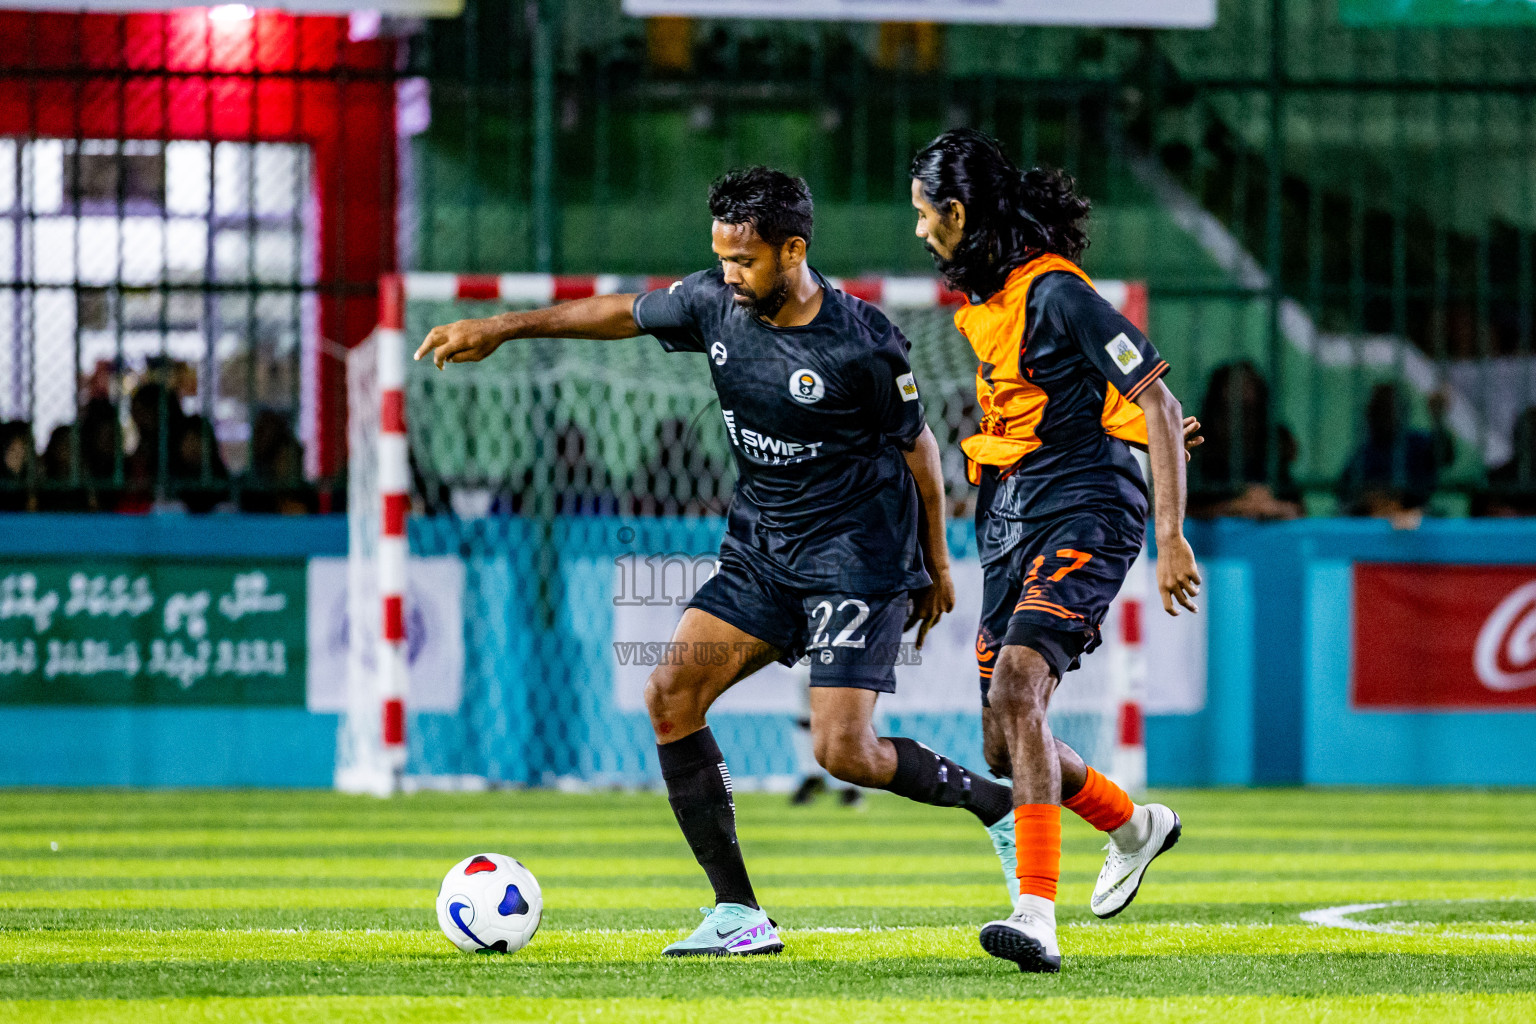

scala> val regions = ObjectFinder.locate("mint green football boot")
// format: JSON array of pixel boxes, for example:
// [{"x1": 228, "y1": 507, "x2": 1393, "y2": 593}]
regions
[
  {"x1": 662, "y1": 903, "x2": 784, "y2": 957},
  {"x1": 988, "y1": 815, "x2": 1021, "y2": 905}
]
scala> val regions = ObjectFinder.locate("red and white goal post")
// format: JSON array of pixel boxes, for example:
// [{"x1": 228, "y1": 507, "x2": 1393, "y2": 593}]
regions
[{"x1": 341, "y1": 272, "x2": 1150, "y2": 795}]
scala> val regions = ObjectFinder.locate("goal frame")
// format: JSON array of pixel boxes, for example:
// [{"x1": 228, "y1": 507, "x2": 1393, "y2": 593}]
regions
[{"x1": 352, "y1": 271, "x2": 1150, "y2": 793}]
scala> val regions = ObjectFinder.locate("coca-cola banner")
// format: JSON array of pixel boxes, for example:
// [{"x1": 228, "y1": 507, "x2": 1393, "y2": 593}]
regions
[{"x1": 1353, "y1": 564, "x2": 1536, "y2": 708}]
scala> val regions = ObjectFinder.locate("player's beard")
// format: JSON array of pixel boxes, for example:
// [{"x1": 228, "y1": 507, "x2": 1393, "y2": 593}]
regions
[
  {"x1": 732, "y1": 267, "x2": 792, "y2": 320},
  {"x1": 924, "y1": 239, "x2": 973, "y2": 295},
  {"x1": 925, "y1": 237, "x2": 1031, "y2": 300}
]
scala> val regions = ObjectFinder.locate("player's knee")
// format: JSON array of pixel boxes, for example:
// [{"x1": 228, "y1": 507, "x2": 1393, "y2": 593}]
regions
[
  {"x1": 987, "y1": 647, "x2": 1054, "y2": 720},
  {"x1": 643, "y1": 666, "x2": 700, "y2": 728},
  {"x1": 989, "y1": 682, "x2": 1049, "y2": 724},
  {"x1": 812, "y1": 729, "x2": 880, "y2": 787}
]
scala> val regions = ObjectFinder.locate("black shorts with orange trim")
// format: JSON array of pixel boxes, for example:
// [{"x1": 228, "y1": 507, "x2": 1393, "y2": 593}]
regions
[{"x1": 975, "y1": 509, "x2": 1143, "y2": 704}]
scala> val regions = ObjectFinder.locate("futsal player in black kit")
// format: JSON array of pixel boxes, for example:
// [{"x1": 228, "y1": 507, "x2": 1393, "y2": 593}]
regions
[
  {"x1": 416, "y1": 167, "x2": 1020, "y2": 957},
  {"x1": 909, "y1": 129, "x2": 1202, "y2": 973}
]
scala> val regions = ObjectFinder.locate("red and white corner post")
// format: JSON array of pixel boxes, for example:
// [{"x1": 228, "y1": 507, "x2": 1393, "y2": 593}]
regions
[
  {"x1": 376, "y1": 273, "x2": 409, "y2": 777},
  {"x1": 1112, "y1": 594, "x2": 1148, "y2": 792},
  {"x1": 1108, "y1": 552, "x2": 1150, "y2": 793}
]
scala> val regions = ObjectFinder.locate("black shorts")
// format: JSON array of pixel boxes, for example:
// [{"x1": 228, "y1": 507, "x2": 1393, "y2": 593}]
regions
[
  {"x1": 976, "y1": 509, "x2": 1143, "y2": 703},
  {"x1": 687, "y1": 550, "x2": 909, "y2": 691}
]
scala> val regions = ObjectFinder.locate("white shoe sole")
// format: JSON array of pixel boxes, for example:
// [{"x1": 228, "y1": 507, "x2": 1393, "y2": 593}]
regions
[
  {"x1": 1092, "y1": 808, "x2": 1182, "y2": 920},
  {"x1": 663, "y1": 921, "x2": 785, "y2": 957},
  {"x1": 662, "y1": 939, "x2": 785, "y2": 958},
  {"x1": 979, "y1": 921, "x2": 1061, "y2": 973}
]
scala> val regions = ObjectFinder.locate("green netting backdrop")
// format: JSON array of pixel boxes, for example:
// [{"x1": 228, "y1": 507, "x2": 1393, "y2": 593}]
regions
[
  {"x1": 405, "y1": 301, "x2": 982, "y2": 511},
  {"x1": 387, "y1": 299, "x2": 1118, "y2": 788}
]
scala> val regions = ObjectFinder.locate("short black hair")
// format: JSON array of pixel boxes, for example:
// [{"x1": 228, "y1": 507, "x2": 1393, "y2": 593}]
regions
[{"x1": 707, "y1": 166, "x2": 814, "y2": 249}]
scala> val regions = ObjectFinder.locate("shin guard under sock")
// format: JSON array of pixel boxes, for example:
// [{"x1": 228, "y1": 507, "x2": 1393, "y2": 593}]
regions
[
  {"x1": 657, "y1": 727, "x2": 757, "y2": 910},
  {"x1": 883, "y1": 737, "x2": 1015, "y2": 827},
  {"x1": 1061, "y1": 766, "x2": 1135, "y2": 833},
  {"x1": 1013, "y1": 804, "x2": 1062, "y2": 902}
]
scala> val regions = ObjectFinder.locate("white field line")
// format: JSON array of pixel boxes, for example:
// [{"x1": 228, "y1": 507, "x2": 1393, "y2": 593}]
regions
[
  {"x1": 534, "y1": 923, "x2": 1274, "y2": 936},
  {"x1": 1301, "y1": 899, "x2": 1536, "y2": 942},
  {"x1": 1300, "y1": 901, "x2": 1405, "y2": 934}
]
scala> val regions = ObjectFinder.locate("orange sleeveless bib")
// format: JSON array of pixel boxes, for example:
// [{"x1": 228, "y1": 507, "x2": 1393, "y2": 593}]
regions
[{"x1": 953, "y1": 256, "x2": 1148, "y2": 484}]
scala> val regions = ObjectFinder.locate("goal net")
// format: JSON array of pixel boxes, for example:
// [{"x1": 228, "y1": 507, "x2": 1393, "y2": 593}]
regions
[{"x1": 343, "y1": 273, "x2": 1149, "y2": 794}]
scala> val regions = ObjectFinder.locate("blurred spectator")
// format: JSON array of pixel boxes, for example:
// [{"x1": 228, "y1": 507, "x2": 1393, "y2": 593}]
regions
[
  {"x1": 38, "y1": 425, "x2": 89, "y2": 512},
  {"x1": 240, "y1": 410, "x2": 317, "y2": 515},
  {"x1": 1188, "y1": 361, "x2": 1302, "y2": 520},
  {"x1": 630, "y1": 416, "x2": 729, "y2": 516},
  {"x1": 176, "y1": 413, "x2": 231, "y2": 513},
  {"x1": 80, "y1": 397, "x2": 124, "y2": 510},
  {"x1": 0, "y1": 420, "x2": 36, "y2": 511},
  {"x1": 550, "y1": 423, "x2": 618, "y2": 516},
  {"x1": 124, "y1": 381, "x2": 230, "y2": 513},
  {"x1": 37, "y1": 399, "x2": 126, "y2": 512},
  {"x1": 413, "y1": 447, "x2": 456, "y2": 517},
  {"x1": 123, "y1": 380, "x2": 176, "y2": 511},
  {"x1": 17, "y1": 392, "x2": 330, "y2": 516},
  {"x1": 1336, "y1": 382, "x2": 1451, "y2": 529},
  {"x1": 507, "y1": 423, "x2": 619, "y2": 516},
  {"x1": 1475, "y1": 406, "x2": 1536, "y2": 517}
]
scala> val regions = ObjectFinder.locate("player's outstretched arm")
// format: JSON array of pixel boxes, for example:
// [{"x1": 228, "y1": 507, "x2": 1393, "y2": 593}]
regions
[
  {"x1": 1133, "y1": 379, "x2": 1202, "y2": 616},
  {"x1": 414, "y1": 293, "x2": 643, "y2": 369},
  {"x1": 901, "y1": 424, "x2": 956, "y2": 648}
]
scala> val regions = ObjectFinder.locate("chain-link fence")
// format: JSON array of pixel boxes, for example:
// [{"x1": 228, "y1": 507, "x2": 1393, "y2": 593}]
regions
[
  {"x1": 0, "y1": 137, "x2": 316, "y2": 511},
  {"x1": 0, "y1": 10, "x2": 397, "y2": 513},
  {"x1": 400, "y1": 0, "x2": 1536, "y2": 518},
  {"x1": 352, "y1": 284, "x2": 1150, "y2": 787},
  {"x1": 4, "y1": 1, "x2": 1536, "y2": 522}
]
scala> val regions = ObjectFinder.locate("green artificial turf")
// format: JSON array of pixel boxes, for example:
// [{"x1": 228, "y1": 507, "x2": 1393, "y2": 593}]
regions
[{"x1": 1, "y1": 788, "x2": 1533, "y2": 1022}]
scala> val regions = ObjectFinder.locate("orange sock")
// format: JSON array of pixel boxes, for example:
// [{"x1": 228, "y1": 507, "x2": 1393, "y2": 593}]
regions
[
  {"x1": 1013, "y1": 804, "x2": 1062, "y2": 901},
  {"x1": 1062, "y1": 766, "x2": 1135, "y2": 832}
]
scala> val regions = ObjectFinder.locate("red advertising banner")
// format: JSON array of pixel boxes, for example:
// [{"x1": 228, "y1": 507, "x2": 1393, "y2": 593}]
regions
[{"x1": 1353, "y1": 564, "x2": 1536, "y2": 709}]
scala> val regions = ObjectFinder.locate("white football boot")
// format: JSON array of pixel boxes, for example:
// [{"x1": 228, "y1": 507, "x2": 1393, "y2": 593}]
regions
[
  {"x1": 979, "y1": 894, "x2": 1060, "y2": 973},
  {"x1": 1090, "y1": 803, "x2": 1181, "y2": 919}
]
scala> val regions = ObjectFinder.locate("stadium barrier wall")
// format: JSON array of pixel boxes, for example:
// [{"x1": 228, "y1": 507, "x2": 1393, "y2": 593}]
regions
[
  {"x1": 0, "y1": 513, "x2": 346, "y2": 787},
  {"x1": 1151, "y1": 517, "x2": 1536, "y2": 787},
  {"x1": 403, "y1": 516, "x2": 992, "y2": 788},
  {"x1": 3, "y1": 513, "x2": 1536, "y2": 788}
]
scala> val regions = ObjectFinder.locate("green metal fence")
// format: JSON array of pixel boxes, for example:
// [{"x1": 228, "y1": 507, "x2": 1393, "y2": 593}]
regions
[
  {"x1": 2, "y1": 2, "x2": 1530, "y2": 516},
  {"x1": 402, "y1": 0, "x2": 1536, "y2": 515}
]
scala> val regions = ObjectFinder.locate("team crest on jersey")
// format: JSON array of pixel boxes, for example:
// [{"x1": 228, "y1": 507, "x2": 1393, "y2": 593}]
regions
[
  {"x1": 1104, "y1": 332, "x2": 1144, "y2": 374},
  {"x1": 710, "y1": 341, "x2": 728, "y2": 366},
  {"x1": 789, "y1": 368, "x2": 825, "y2": 404},
  {"x1": 896, "y1": 372, "x2": 919, "y2": 402}
]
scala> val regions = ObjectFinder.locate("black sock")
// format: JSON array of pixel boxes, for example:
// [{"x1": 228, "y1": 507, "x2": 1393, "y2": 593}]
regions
[
  {"x1": 882, "y1": 736, "x2": 1014, "y2": 827},
  {"x1": 656, "y1": 727, "x2": 758, "y2": 910}
]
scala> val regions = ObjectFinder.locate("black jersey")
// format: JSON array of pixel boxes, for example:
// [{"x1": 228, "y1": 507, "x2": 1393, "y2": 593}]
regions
[
  {"x1": 956, "y1": 261, "x2": 1168, "y2": 529},
  {"x1": 632, "y1": 268, "x2": 931, "y2": 594}
]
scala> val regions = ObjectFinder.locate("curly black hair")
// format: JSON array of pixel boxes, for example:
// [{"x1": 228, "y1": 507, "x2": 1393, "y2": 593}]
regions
[
  {"x1": 707, "y1": 166, "x2": 814, "y2": 249},
  {"x1": 910, "y1": 128, "x2": 1090, "y2": 298}
]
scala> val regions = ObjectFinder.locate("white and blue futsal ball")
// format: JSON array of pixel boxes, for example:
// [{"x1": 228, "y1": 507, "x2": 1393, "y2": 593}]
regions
[{"x1": 436, "y1": 853, "x2": 543, "y2": 954}]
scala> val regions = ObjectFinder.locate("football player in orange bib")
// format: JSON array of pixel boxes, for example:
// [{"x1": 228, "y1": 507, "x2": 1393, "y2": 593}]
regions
[{"x1": 909, "y1": 129, "x2": 1203, "y2": 973}]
